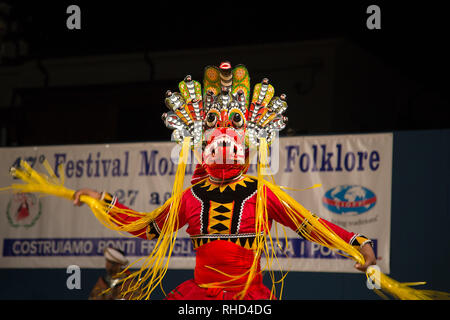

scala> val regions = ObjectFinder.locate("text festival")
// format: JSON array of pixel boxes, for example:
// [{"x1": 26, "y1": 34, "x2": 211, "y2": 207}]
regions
[{"x1": 11, "y1": 143, "x2": 380, "y2": 179}]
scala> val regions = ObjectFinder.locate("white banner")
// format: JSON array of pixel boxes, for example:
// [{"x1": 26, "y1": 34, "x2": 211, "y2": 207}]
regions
[
  {"x1": 270, "y1": 133, "x2": 392, "y2": 274},
  {"x1": 0, "y1": 133, "x2": 392, "y2": 273}
]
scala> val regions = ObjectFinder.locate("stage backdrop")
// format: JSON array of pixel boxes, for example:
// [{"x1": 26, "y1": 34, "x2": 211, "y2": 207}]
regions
[{"x1": 0, "y1": 133, "x2": 392, "y2": 273}]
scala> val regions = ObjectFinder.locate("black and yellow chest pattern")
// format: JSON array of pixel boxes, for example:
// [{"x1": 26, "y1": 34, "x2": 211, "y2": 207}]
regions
[{"x1": 191, "y1": 176, "x2": 258, "y2": 235}]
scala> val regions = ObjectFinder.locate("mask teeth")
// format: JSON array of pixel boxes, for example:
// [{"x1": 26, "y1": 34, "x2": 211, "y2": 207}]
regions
[{"x1": 204, "y1": 133, "x2": 245, "y2": 158}]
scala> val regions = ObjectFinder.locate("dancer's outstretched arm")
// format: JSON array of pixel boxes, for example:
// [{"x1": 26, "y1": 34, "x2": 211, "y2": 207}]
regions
[
  {"x1": 72, "y1": 188, "x2": 187, "y2": 240},
  {"x1": 73, "y1": 188, "x2": 101, "y2": 205},
  {"x1": 264, "y1": 184, "x2": 376, "y2": 272}
]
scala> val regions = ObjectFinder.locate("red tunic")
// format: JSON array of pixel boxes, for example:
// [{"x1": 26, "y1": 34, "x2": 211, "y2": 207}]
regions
[{"x1": 104, "y1": 176, "x2": 369, "y2": 300}]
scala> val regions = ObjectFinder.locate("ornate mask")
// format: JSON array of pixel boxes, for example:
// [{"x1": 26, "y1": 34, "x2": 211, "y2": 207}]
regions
[{"x1": 162, "y1": 62, "x2": 288, "y2": 181}]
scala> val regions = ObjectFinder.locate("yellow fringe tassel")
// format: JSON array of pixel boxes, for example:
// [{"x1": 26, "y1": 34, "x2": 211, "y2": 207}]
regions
[
  {"x1": 116, "y1": 136, "x2": 191, "y2": 299},
  {"x1": 250, "y1": 137, "x2": 450, "y2": 300},
  {"x1": 1, "y1": 137, "x2": 192, "y2": 300},
  {"x1": 2, "y1": 136, "x2": 449, "y2": 300}
]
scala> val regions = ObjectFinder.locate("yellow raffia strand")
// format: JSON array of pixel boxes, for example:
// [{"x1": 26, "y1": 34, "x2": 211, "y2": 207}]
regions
[
  {"x1": 1, "y1": 137, "x2": 192, "y2": 300},
  {"x1": 260, "y1": 179, "x2": 364, "y2": 263},
  {"x1": 365, "y1": 266, "x2": 450, "y2": 300},
  {"x1": 228, "y1": 138, "x2": 282, "y2": 300},
  {"x1": 260, "y1": 179, "x2": 450, "y2": 299},
  {"x1": 0, "y1": 159, "x2": 156, "y2": 233},
  {"x1": 195, "y1": 138, "x2": 280, "y2": 300},
  {"x1": 200, "y1": 138, "x2": 296, "y2": 300},
  {"x1": 250, "y1": 139, "x2": 449, "y2": 300},
  {"x1": 2, "y1": 136, "x2": 449, "y2": 300},
  {"x1": 2, "y1": 160, "x2": 80, "y2": 202},
  {"x1": 11, "y1": 164, "x2": 166, "y2": 238},
  {"x1": 110, "y1": 136, "x2": 191, "y2": 300},
  {"x1": 197, "y1": 266, "x2": 252, "y2": 290},
  {"x1": 254, "y1": 138, "x2": 290, "y2": 300}
]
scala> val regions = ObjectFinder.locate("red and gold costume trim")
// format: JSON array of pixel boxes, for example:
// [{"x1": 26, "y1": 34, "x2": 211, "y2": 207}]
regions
[
  {"x1": 4, "y1": 61, "x2": 448, "y2": 300},
  {"x1": 101, "y1": 174, "x2": 371, "y2": 299}
]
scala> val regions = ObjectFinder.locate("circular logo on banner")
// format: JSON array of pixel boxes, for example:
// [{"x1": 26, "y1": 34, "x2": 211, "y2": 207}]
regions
[
  {"x1": 6, "y1": 193, "x2": 42, "y2": 228},
  {"x1": 322, "y1": 185, "x2": 376, "y2": 215}
]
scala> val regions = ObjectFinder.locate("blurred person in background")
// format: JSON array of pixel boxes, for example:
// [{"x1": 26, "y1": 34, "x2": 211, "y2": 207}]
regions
[{"x1": 89, "y1": 246, "x2": 139, "y2": 300}]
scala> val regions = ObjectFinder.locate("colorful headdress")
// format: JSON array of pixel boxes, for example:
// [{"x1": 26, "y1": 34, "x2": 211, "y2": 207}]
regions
[
  {"x1": 2, "y1": 62, "x2": 449, "y2": 301},
  {"x1": 161, "y1": 62, "x2": 288, "y2": 148}
]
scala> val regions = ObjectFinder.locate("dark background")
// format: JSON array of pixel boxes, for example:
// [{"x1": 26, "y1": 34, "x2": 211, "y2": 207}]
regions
[
  {"x1": 0, "y1": 1, "x2": 449, "y2": 301},
  {"x1": 0, "y1": 1, "x2": 449, "y2": 146}
]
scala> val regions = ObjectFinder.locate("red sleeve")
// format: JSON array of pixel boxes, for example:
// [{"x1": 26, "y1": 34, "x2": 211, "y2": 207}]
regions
[
  {"x1": 265, "y1": 186, "x2": 369, "y2": 247},
  {"x1": 102, "y1": 191, "x2": 187, "y2": 240}
]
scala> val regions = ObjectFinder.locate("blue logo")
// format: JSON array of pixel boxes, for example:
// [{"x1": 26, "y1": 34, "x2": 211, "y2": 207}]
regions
[{"x1": 322, "y1": 185, "x2": 376, "y2": 215}]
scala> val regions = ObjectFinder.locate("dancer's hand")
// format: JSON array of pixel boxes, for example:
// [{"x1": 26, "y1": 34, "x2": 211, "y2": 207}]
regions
[
  {"x1": 354, "y1": 243, "x2": 377, "y2": 272},
  {"x1": 73, "y1": 188, "x2": 102, "y2": 206}
]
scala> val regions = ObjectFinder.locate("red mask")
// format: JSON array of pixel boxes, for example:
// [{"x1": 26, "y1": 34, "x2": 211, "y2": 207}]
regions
[
  {"x1": 202, "y1": 114, "x2": 247, "y2": 181},
  {"x1": 161, "y1": 62, "x2": 288, "y2": 184}
]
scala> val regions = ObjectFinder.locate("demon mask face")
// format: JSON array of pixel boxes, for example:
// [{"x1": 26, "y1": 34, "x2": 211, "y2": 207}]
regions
[{"x1": 161, "y1": 62, "x2": 288, "y2": 182}]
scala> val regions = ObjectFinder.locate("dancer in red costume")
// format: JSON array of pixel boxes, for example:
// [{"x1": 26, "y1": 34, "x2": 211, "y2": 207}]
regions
[
  {"x1": 72, "y1": 62, "x2": 376, "y2": 300},
  {"x1": 5, "y1": 62, "x2": 448, "y2": 300}
]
